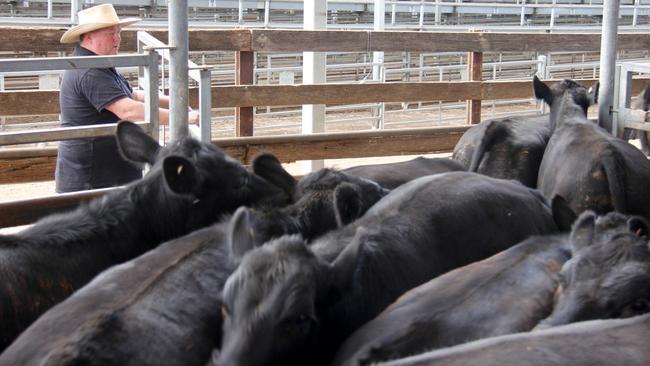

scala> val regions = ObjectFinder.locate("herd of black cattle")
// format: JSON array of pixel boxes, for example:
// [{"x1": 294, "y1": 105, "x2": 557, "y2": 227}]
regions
[{"x1": 0, "y1": 76, "x2": 649, "y2": 365}]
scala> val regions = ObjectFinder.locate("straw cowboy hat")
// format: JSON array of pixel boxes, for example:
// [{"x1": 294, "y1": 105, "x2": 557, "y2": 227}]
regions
[{"x1": 60, "y1": 4, "x2": 140, "y2": 44}]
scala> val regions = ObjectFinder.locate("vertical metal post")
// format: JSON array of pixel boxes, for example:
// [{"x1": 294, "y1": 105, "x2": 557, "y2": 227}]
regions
[
  {"x1": 264, "y1": 0, "x2": 270, "y2": 27},
  {"x1": 145, "y1": 50, "x2": 160, "y2": 142},
  {"x1": 169, "y1": 0, "x2": 190, "y2": 141},
  {"x1": 70, "y1": 0, "x2": 81, "y2": 23},
  {"x1": 47, "y1": 0, "x2": 53, "y2": 19},
  {"x1": 520, "y1": 0, "x2": 526, "y2": 26},
  {"x1": 238, "y1": 0, "x2": 244, "y2": 25},
  {"x1": 598, "y1": 0, "x2": 620, "y2": 133},
  {"x1": 236, "y1": 51, "x2": 254, "y2": 136},
  {"x1": 302, "y1": 0, "x2": 327, "y2": 173},
  {"x1": 199, "y1": 68, "x2": 212, "y2": 142},
  {"x1": 373, "y1": 0, "x2": 385, "y2": 128}
]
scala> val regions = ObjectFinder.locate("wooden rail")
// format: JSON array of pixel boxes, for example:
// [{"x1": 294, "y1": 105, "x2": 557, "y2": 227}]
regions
[{"x1": 2, "y1": 28, "x2": 650, "y2": 226}]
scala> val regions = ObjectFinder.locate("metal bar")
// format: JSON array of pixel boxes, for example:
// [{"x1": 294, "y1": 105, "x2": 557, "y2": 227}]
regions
[
  {"x1": 144, "y1": 50, "x2": 160, "y2": 141},
  {"x1": 597, "y1": 0, "x2": 620, "y2": 133},
  {"x1": 0, "y1": 55, "x2": 151, "y2": 73},
  {"x1": 0, "y1": 122, "x2": 149, "y2": 146},
  {"x1": 169, "y1": 0, "x2": 190, "y2": 141},
  {"x1": 199, "y1": 68, "x2": 212, "y2": 142}
]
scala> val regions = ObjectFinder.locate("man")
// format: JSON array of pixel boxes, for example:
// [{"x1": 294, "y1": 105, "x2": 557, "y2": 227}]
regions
[{"x1": 57, "y1": 4, "x2": 199, "y2": 193}]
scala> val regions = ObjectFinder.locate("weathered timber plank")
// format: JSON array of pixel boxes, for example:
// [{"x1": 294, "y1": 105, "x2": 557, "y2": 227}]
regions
[
  {"x1": 0, "y1": 126, "x2": 468, "y2": 184},
  {"x1": 370, "y1": 32, "x2": 650, "y2": 53},
  {"x1": 0, "y1": 27, "x2": 251, "y2": 53},
  {"x1": 0, "y1": 90, "x2": 60, "y2": 116},
  {"x1": 215, "y1": 126, "x2": 467, "y2": 163},
  {"x1": 0, "y1": 154, "x2": 57, "y2": 184},
  {"x1": 211, "y1": 80, "x2": 583, "y2": 107},
  {"x1": 7, "y1": 28, "x2": 650, "y2": 54},
  {"x1": 0, "y1": 187, "x2": 114, "y2": 228},
  {"x1": 250, "y1": 29, "x2": 368, "y2": 52},
  {"x1": 6, "y1": 78, "x2": 648, "y2": 116}
]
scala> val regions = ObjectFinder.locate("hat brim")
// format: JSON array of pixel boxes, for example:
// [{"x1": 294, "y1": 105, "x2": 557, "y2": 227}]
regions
[{"x1": 60, "y1": 18, "x2": 140, "y2": 44}]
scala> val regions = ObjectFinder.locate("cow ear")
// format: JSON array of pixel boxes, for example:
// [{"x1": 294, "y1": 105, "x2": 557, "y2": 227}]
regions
[
  {"x1": 228, "y1": 206, "x2": 257, "y2": 260},
  {"x1": 334, "y1": 183, "x2": 363, "y2": 227},
  {"x1": 533, "y1": 75, "x2": 553, "y2": 106},
  {"x1": 569, "y1": 211, "x2": 597, "y2": 253},
  {"x1": 552, "y1": 195, "x2": 577, "y2": 232},
  {"x1": 116, "y1": 121, "x2": 161, "y2": 166},
  {"x1": 627, "y1": 216, "x2": 650, "y2": 238},
  {"x1": 163, "y1": 156, "x2": 201, "y2": 195},
  {"x1": 252, "y1": 153, "x2": 297, "y2": 200},
  {"x1": 326, "y1": 227, "x2": 368, "y2": 302},
  {"x1": 588, "y1": 82, "x2": 600, "y2": 105}
]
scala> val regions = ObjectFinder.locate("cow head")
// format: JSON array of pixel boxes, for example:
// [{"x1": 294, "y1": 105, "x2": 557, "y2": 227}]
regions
[
  {"x1": 115, "y1": 122, "x2": 291, "y2": 232},
  {"x1": 533, "y1": 76, "x2": 598, "y2": 131},
  {"x1": 535, "y1": 210, "x2": 650, "y2": 329},
  {"x1": 219, "y1": 226, "x2": 364, "y2": 366},
  {"x1": 245, "y1": 160, "x2": 390, "y2": 245}
]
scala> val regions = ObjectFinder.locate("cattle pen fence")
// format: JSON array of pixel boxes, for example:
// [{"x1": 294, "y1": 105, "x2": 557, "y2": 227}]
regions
[{"x1": 1, "y1": 27, "x2": 650, "y2": 228}]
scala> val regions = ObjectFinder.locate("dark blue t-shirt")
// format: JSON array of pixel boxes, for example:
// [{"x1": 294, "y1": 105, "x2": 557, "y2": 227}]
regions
[{"x1": 56, "y1": 46, "x2": 142, "y2": 193}]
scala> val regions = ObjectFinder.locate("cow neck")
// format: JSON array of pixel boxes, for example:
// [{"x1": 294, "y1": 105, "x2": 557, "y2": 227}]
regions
[{"x1": 550, "y1": 95, "x2": 589, "y2": 133}]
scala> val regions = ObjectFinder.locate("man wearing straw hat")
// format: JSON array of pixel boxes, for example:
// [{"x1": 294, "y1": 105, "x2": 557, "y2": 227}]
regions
[{"x1": 56, "y1": 4, "x2": 199, "y2": 193}]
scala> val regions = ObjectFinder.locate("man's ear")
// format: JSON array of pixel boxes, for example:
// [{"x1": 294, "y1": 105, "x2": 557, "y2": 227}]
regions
[{"x1": 116, "y1": 121, "x2": 161, "y2": 166}]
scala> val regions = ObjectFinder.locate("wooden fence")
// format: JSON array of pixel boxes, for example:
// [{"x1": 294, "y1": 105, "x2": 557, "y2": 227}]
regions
[{"x1": 1, "y1": 28, "x2": 650, "y2": 227}]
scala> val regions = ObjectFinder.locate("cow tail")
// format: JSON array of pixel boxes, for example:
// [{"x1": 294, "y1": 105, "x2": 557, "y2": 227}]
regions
[
  {"x1": 602, "y1": 148, "x2": 627, "y2": 212},
  {"x1": 468, "y1": 120, "x2": 508, "y2": 172}
]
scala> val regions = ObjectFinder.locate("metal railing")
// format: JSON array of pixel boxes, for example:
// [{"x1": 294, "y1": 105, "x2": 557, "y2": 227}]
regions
[
  {"x1": 613, "y1": 60, "x2": 650, "y2": 137},
  {"x1": 137, "y1": 31, "x2": 212, "y2": 142},
  {"x1": 0, "y1": 52, "x2": 160, "y2": 146}
]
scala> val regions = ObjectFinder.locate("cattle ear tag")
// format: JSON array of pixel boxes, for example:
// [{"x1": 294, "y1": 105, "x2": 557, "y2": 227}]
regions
[{"x1": 588, "y1": 86, "x2": 593, "y2": 93}]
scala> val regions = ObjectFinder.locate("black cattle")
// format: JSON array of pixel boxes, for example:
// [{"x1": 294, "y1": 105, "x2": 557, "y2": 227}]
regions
[
  {"x1": 217, "y1": 171, "x2": 561, "y2": 366},
  {"x1": 534, "y1": 211, "x2": 650, "y2": 329},
  {"x1": 0, "y1": 217, "x2": 241, "y2": 366},
  {"x1": 535, "y1": 76, "x2": 650, "y2": 220},
  {"x1": 341, "y1": 156, "x2": 465, "y2": 189},
  {"x1": 0, "y1": 122, "x2": 288, "y2": 351},
  {"x1": 377, "y1": 314, "x2": 650, "y2": 366},
  {"x1": 452, "y1": 114, "x2": 550, "y2": 187},
  {"x1": 245, "y1": 155, "x2": 389, "y2": 245},
  {"x1": 247, "y1": 155, "x2": 463, "y2": 246},
  {"x1": 332, "y1": 210, "x2": 645, "y2": 366},
  {"x1": 628, "y1": 83, "x2": 650, "y2": 155}
]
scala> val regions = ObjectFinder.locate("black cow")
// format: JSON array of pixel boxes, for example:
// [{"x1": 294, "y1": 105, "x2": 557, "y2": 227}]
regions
[
  {"x1": 377, "y1": 314, "x2": 650, "y2": 366},
  {"x1": 332, "y1": 209, "x2": 645, "y2": 366},
  {"x1": 0, "y1": 121, "x2": 288, "y2": 351},
  {"x1": 0, "y1": 217, "x2": 242, "y2": 366},
  {"x1": 534, "y1": 76, "x2": 650, "y2": 220},
  {"x1": 628, "y1": 83, "x2": 650, "y2": 155},
  {"x1": 452, "y1": 114, "x2": 550, "y2": 187},
  {"x1": 246, "y1": 155, "x2": 389, "y2": 245},
  {"x1": 217, "y1": 171, "x2": 561, "y2": 366},
  {"x1": 341, "y1": 156, "x2": 465, "y2": 189},
  {"x1": 534, "y1": 211, "x2": 650, "y2": 329},
  {"x1": 246, "y1": 154, "x2": 463, "y2": 246}
]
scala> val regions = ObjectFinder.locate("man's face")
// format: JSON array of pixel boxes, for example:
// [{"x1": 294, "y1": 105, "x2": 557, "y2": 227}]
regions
[{"x1": 85, "y1": 25, "x2": 122, "y2": 55}]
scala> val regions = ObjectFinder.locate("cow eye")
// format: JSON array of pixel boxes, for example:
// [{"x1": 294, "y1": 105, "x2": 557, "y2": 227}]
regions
[
  {"x1": 282, "y1": 314, "x2": 312, "y2": 336},
  {"x1": 629, "y1": 299, "x2": 650, "y2": 314}
]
